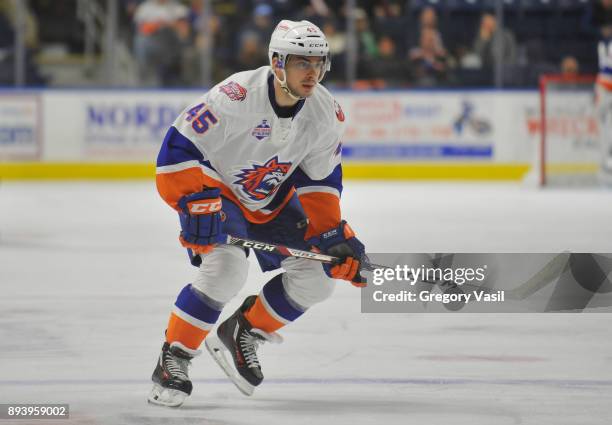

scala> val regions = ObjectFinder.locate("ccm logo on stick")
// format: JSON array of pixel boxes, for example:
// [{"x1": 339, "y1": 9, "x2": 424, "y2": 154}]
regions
[
  {"x1": 189, "y1": 199, "x2": 222, "y2": 214},
  {"x1": 287, "y1": 249, "x2": 319, "y2": 259},
  {"x1": 242, "y1": 242, "x2": 275, "y2": 252}
]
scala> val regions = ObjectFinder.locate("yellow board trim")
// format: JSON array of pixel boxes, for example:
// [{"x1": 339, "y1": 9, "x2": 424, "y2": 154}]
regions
[
  {"x1": 343, "y1": 162, "x2": 530, "y2": 180},
  {"x1": 0, "y1": 163, "x2": 156, "y2": 180},
  {"x1": 0, "y1": 162, "x2": 530, "y2": 181},
  {"x1": 545, "y1": 163, "x2": 599, "y2": 174}
]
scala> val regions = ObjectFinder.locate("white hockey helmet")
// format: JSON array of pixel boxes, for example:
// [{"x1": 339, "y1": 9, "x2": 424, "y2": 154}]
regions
[{"x1": 268, "y1": 20, "x2": 331, "y2": 98}]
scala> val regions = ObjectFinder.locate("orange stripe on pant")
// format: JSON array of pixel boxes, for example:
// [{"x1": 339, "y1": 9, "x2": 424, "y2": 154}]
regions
[
  {"x1": 244, "y1": 296, "x2": 285, "y2": 333},
  {"x1": 166, "y1": 312, "x2": 210, "y2": 350}
]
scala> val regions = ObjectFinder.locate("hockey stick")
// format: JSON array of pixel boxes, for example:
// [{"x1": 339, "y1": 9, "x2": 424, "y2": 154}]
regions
[
  {"x1": 223, "y1": 236, "x2": 571, "y2": 298},
  {"x1": 224, "y1": 236, "x2": 506, "y2": 291},
  {"x1": 223, "y1": 234, "x2": 391, "y2": 272},
  {"x1": 224, "y1": 235, "x2": 500, "y2": 292}
]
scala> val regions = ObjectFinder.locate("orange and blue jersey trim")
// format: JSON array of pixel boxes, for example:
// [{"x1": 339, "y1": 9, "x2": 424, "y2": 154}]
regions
[
  {"x1": 156, "y1": 126, "x2": 294, "y2": 223},
  {"x1": 292, "y1": 165, "x2": 342, "y2": 239},
  {"x1": 157, "y1": 126, "x2": 344, "y2": 236}
]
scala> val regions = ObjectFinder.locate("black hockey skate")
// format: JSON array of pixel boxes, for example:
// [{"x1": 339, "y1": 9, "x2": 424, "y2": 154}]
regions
[
  {"x1": 205, "y1": 295, "x2": 282, "y2": 396},
  {"x1": 148, "y1": 341, "x2": 200, "y2": 407}
]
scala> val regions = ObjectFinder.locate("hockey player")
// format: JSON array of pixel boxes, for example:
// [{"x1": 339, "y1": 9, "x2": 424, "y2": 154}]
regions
[
  {"x1": 148, "y1": 20, "x2": 367, "y2": 407},
  {"x1": 596, "y1": 14, "x2": 612, "y2": 185},
  {"x1": 591, "y1": 0, "x2": 612, "y2": 184}
]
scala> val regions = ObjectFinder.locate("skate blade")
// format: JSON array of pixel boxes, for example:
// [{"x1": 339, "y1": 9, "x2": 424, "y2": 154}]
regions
[
  {"x1": 147, "y1": 383, "x2": 188, "y2": 407},
  {"x1": 205, "y1": 335, "x2": 255, "y2": 396}
]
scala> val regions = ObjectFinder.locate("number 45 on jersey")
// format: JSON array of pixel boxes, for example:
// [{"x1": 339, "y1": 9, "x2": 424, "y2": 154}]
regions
[{"x1": 185, "y1": 103, "x2": 219, "y2": 134}]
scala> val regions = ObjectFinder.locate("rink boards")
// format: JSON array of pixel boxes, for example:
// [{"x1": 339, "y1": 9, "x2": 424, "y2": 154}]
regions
[{"x1": 0, "y1": 88, "x2": 572, "y2": 180}]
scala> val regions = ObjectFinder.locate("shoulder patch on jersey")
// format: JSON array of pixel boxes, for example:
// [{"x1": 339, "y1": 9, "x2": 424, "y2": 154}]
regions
[
  {"x1": 219, "y1": 81, "x2": 247, "y2": 101},
  {"x1": 334, "y1": 99, "x2": 345, "y2": 122},
  {"x1": 234, "y1": 156, "x2": 292, "y2": 201}
]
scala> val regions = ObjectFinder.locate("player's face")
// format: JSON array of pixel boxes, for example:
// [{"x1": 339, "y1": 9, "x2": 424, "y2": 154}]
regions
[{"x1": 285, "y1": 55, "x2": 326, "y2": 97}]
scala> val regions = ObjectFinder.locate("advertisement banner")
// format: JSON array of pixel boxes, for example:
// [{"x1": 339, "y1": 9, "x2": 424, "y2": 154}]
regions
[
  {"x1": 335, "y1": 92, "x2": 497, "y2": 161},
  {"x1": 0, "y1": 94, "x2": 41, "y2": 160},
  {"x1": 82, "y1": 93, "x2": 193, "y2": 160},
  {"x1": 0, "y1": 89, "x2": 546, "y2": 167}
]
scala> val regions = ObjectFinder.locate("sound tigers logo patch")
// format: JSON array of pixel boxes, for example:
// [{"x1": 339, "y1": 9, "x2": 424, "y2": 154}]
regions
[
  {"x1": 233, "y1": 156, "x2": 292, "y2": 201},
  {"x1": 219, "y1": 81, "x2": 247, "y2": 101},
  {"x1": 334, "y1": 100, "x2": 345, "y2": 122}
]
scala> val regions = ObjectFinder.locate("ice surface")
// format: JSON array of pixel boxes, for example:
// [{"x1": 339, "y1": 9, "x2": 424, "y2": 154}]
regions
[{"x1": 1, "y1": 181, "x2": 611, "y2": 424}]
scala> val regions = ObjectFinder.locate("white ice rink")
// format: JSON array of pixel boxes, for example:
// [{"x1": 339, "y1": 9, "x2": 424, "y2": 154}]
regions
[{"x1": 1, "y1": 181, "x2": 611, "y2": 425}]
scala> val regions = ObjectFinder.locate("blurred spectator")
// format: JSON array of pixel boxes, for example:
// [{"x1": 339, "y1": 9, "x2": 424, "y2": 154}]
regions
[
  {"x1": 181, "y1": 0, "x2": 224, "y2": 85},
  {"x1": 408, "y1": 6, "x2": 444, "y2": 49},
  {"x1": 322, "y1": 19, "x2": 346, "y2": 82},
  {"x1": 585, "y1": 0, "x2": 612, "y2": 39},
  {"x1": 299, "y1": 0, "x2": 331, "y2": 27},
  {"x1": 309, "y1": 0, "x2": 332, "y2": 18},
  {"x1": 373, "y1": 35, "x2": 411, "y2": 86},
  {"x1": 242, "y1": 3, "x2": 275, "y2": 45},
  {"x1": 473, "y1": 12, "x2": 517, "y2": 68},
  {"x1": 0, "y1": 0, "x2": 39, "y2": 49},
  {"x1": 120, "y1": 1, "x2": 142, "y2": 41},
  {"x1": 373, "y1": 1, "x2": 403, "y2": 20},
  {"x1": 372, "y1": 1, "x2": 407, "y2": 53},
  {"x1": 133, "y1": 0, "x2": 190, "y2": 86},
  {"x1": 354, "y1": 8, "x2": 378, "y2": 59},
  {"x1": 378, "y1": 35, "x2": 396, "y2": 57},
  {"x1": 323, "y1": 19, "x2": 346, "y2": 57},
  {"x1": 419, "y1": 6, "x2": 437, "y2": 31},
  {"x1": 295, "y1": 0, "x2": 349, "y2": 27},
  {"x1": 409, "y1": 27, "x2": 450, "y2": 87},
  {"x1": 7, "y1": 0, "x2": 603, "y2": 89},
  {"x1": 232, "y1": 31, "x2": 268, "y2": 70},
  {"x1": 0, "y1": 0, "x2": 45, "y2": 85},
  {"x1": 29, "y1": 0, "x2": 83, "y2": 53},
  {"x1": 353, "y1": 7, "x2": 378, "y2": 80},
  {"x1": 560, "y1": 55, "x2": 580, "y2": 78},
  {"x1": 208, "y1": 0, "x2": 250, "y2": 78}
]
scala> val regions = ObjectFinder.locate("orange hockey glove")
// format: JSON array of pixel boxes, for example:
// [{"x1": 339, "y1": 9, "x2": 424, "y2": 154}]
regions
[{"x1": 308, "y1": 221, "x2": 367, "y2": 287}]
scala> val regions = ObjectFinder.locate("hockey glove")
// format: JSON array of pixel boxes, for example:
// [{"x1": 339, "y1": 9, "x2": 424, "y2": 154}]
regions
[
  {"x1": 178, "y1": 188, "x2": 224, "y2": 255},
  {"x1": 308, "y1": 220, "x2": 367, "y2": 287}
]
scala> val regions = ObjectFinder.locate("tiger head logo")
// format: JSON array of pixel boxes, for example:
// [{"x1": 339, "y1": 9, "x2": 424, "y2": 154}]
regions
[{"x1": 234, "y1": 156, "x2": 292, "y2": 201}]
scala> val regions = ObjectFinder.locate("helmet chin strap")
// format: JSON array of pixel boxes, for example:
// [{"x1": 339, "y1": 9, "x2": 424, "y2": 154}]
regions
[{"x1": 273, "y1": 69, "x2": 307, "y2": 101}]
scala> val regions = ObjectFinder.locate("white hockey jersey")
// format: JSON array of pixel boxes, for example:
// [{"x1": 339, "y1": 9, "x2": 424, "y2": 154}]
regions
[
  {"x1": 598, "y1": 37, "x2": 612, "y2": 90},
  {"x1": 156, "y1": 66, "x2": 346, "y2": 227}
]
